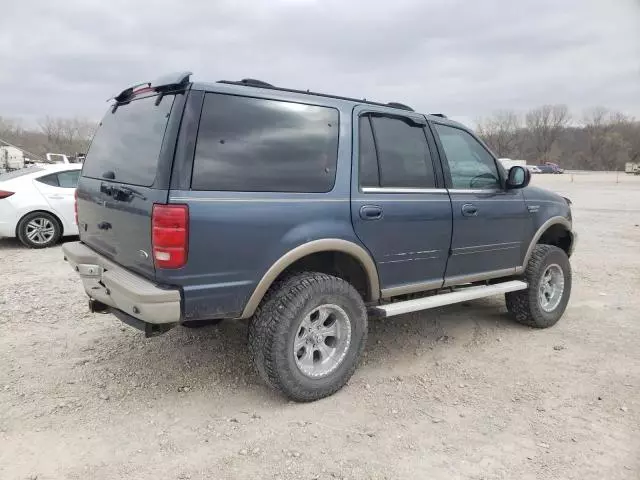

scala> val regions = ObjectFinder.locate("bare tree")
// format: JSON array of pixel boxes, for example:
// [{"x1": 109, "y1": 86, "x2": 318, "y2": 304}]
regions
[
  {"x1": 525, "y1": 105, "x2": 570, "y2": 162},
  {"x1": 476, "y1": 110, "x2": 521, "y2": 157},
  {"x1": 38, "y1": 116, "x2": 96, "y2": 155}
]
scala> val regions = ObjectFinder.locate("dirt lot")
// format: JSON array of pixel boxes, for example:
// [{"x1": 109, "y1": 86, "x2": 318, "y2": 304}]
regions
[{"x1": 1, "y1": 172, "x2": 639, "y2": 480}]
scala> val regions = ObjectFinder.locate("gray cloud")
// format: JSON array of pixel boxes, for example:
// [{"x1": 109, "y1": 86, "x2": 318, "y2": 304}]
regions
[{"x1": 1, "y1": 0, "x2": 639, "y2": 126}]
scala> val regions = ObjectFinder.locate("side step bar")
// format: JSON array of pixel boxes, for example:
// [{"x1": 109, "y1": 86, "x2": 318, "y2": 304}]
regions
[{"x1": 371, "y1": 280, "x2": 527, "y2": 318}]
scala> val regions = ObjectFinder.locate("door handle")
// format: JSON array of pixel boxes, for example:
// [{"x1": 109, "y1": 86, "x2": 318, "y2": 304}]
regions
[
  {"x1": 48, "y1": 195, "x2": 64, "y2": 200},
  {"x1": 359, "y1": 205, "x2": 383, "y2": 220},
  {"x1": 461, "y1": 203, "x2": 478, "y2": 216}
]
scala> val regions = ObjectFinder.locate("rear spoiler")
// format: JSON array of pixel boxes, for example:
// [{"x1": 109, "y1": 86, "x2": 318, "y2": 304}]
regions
[{"x1": 111, "y1": 71, "x2": 192, "y2": 103}]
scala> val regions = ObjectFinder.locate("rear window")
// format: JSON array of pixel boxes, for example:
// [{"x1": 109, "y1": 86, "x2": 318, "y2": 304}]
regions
[
  {"x1": 82, "y1": 95, "x2": 175, "y2": 187},
  {"x1": 0, "y1": 167, "x2": 43, "y2": 181},
  {"x1": 192, "y1": 93, "x2": 339, "y2": 192}
]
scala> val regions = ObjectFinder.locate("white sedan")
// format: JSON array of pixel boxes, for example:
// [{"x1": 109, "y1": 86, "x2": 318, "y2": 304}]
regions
[{"x1": 0, "y1": 164, "x2": 81, "y2": 248}]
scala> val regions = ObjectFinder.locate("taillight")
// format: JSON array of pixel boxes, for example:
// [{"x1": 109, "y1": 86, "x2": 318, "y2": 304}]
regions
[
  {"x1": 152, "y1": 204, "x2": 188, "y2": 269},
  {"x1": 0, "y1": 190, "x2": 14, "y2": 199},
  {"x1": 74, "y1": 189, "x2": 78, "y2": 224}
]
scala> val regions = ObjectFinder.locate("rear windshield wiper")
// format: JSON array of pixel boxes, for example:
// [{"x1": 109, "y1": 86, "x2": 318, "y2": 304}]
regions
[
  {"x1": 114, "y1": 185, "x2": 146, "y2": 201},
  {"x1": 100, "y1": 182, "x2": 146, "y2": 201}
]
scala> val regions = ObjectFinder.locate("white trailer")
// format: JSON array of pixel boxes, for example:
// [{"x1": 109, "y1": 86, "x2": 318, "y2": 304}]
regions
[
  {"x1": 625, "y1": 162, "x2": 640, "y2": 175},
  {"x1": 0, "y1": 146, "x2": 26, "y2": 171}
]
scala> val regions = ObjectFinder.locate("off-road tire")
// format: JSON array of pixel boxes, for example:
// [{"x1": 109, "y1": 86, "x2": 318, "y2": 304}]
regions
[
  {"x1": 506, "y1": 244, "x2": 572, "y2": 328},
  {"x1": 17, "y1": 211, "x2": 62, "y2": 249},
  {"x1": 248, "y1": 272, "x2": 367, "y2": 402}
]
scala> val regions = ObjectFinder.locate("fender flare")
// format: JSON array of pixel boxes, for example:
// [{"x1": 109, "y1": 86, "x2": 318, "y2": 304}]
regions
[
  {"x1": 240, "y1": 239, "x2": 380, "y2": 318},
  {"x1": 519, "y1": 216, "x2": 573, "y2": 272}
]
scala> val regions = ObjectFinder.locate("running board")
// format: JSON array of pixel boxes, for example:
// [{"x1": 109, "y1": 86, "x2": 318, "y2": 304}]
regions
[{"x1": 371, "y1": 280, "x2": 528, "y2": 318}]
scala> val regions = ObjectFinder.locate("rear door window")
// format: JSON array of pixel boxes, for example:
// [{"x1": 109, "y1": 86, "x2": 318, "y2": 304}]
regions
[
  {"x1": 192, "y1": 93, "x2": 339, "y2": 192},
  {"x1": 57, "y1": 170, "x2": 81, "y2": 188},
  {"x1": 358, "y1": 115, "x2": 379, "y2": 188},
  {"x1": 82, "y1": 95, "x2": 175, "y2": 186},
  {"x1": 36, "y1": 173, "x2": 60, "y2": 187},
  {"x1": 369, "y1": 115, "x2": 436, "y2": 188}
]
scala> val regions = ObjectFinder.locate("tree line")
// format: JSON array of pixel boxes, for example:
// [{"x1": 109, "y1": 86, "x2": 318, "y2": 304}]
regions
[
  {"x1": 475, "y1": 105, "x2": 640, "y2": 170},
  {"x1": 0, "y1": 116, "x2": 96, "y2": 161}
]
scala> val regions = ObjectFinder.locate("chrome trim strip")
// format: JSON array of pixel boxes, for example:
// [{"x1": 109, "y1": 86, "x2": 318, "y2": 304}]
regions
[
  {"x1": 381, "y1": 279, "x2": 443, "y2": 298},
  {"x1": 453, "y1": 241, "x2": 520, "y2": 252},
  {"x1": 361, "y1": 187, "x2": 448, "y2": 194},
  {"x1": 170, "y1": 197, "x2": 349, "y2": 203},
  {"x1": 452, "y1": 246, "x2": 520, "y2": 256},
  {"x1": 443, "y1": 268, "x2": 517, "y2": 287},
  {"x1": 448, "y1": 189, "x2": 502, "y2": 194}
]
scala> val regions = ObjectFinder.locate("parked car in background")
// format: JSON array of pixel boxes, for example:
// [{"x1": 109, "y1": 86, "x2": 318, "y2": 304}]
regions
[
  {"x1": 527, "y1": 165, "x2": 542, "y2": 173},
  {"x1": 0, "y1": 164, "x2": 81, "y2": 248},
  {"x1": 543, "y1": 162, "x2": 564, "y2": 174}
]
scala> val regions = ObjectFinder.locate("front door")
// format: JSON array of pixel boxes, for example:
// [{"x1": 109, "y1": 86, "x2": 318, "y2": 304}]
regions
[
  {"x1": 431, "y1": 122, "x2": 530, "y2": 285},
  {"x1": 351, "y1": 109, "x2": 452, "y2": 297}
]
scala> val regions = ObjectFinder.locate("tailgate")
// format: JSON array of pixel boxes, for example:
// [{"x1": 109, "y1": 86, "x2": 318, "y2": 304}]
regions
[{"x1": 77, "y1": 92, "x2": 179, "y2": 280}]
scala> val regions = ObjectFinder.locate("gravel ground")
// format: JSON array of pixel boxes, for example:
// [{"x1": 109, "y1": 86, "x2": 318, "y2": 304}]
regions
[{"x1": 1, "y1": 173, "x2": 639, "y2": 480}]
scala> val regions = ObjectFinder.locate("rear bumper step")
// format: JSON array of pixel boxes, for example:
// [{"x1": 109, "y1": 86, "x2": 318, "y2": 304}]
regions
[
  {"x1": 62, "y1": 241, "x2": 181, "y2": 325},
  {"x1": 371, "y1": 280, "x2": 527, "y2": 318}
]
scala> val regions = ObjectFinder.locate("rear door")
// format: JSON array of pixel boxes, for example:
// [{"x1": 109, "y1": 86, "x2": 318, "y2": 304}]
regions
[
  {"x1": 77, "y1": 92, "x2": 185, "y2": 279},
  {"x1": 351, "y1": 108, "x2": 452, "y2": 297},
  {"x1": 33, "y1": 169, "x2": 80, "y2": 228},
  {"x1": 431, "y1": 122, "x2": 530, "y2": 284}
]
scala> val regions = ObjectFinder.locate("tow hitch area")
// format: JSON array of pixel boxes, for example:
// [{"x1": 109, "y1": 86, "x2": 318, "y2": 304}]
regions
[
  {"x1": 89, "y1": 298, "x2": 109, "y2": 314},
  {"x1": 88, "y1": 300, "x2": 176, "y2": 337}
]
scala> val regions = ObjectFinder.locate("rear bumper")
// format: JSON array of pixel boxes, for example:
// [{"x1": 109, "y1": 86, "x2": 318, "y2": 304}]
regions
[{"x1": 62, "y1": 241, "x2": 181, "y2": 325}]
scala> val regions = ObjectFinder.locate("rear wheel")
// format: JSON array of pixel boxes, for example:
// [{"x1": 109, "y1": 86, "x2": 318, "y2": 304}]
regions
[
  {"x1": 506, "y1": 244, "x2": 572, "y2": 328},
  {"x1": 248, "y1": 272, "x2": 367, "y2": 402},
  {"x1": 17, "y1": 212, "x2": 62, "y2": 248}
]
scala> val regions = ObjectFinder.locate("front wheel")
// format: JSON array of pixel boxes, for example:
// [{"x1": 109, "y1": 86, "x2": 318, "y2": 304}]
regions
[
  {"x1": 248, "y1": 272, "x2": 367, "y2": 402},
  {"x1": 506, "y1": 244, "x2": 572, "y2": 328}
]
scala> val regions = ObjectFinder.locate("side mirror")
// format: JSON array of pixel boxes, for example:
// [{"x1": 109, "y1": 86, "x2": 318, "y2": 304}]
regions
[{"x1": 506, "y1": 166, "x2": 530, "y2": 189}]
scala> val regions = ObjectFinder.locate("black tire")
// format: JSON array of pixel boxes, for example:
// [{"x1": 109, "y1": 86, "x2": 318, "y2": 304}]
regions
[
  {"x1": 506, "y1": 244, "x2": 572, "y2": 328},
  {"x1": 181, "y1": 319, "x2": 223, "y2": 328},
  {"x1": 17, "y1": 211, "x2": 62, "y2": 249},
  {"x1": 248, "y1": 272, "x2": 367, "y2": 402}
]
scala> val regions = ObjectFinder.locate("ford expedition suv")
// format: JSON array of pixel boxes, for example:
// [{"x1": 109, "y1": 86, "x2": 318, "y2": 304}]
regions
[{"x1": 63, "y1": 72, "x2": 576, "y2": 401}]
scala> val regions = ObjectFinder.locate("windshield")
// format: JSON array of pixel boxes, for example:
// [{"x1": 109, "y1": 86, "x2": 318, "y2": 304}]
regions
[
  {"x1": 0, "y1": 166, "x2": 44, "y2": 181},
  {"x1": 82, "y1": 94, "x2": 175, "y2": 187}
]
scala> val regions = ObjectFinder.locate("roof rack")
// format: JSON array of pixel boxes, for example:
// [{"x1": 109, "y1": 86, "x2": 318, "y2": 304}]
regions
[
  {"x1": 217, "y1": 78, "x2": 415, "y2": 113},
  {"x1": 431, "y1": 113, "x2": 447, "y2": 118},
  {"x1": 386, "y1": 102, "x2": 414, "y2": 112}
]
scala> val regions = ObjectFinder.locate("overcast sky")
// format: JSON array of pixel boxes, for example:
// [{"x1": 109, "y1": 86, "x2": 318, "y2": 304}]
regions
[{"x1": 1, "y1": 0, "x2": 639, "y2": 126}]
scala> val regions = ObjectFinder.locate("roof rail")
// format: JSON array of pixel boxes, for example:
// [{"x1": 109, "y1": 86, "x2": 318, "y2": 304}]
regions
[
  {"x1": 220, "y1": 78, "x2": 274, "y2": 88},
  {"x1": 431, "y1": 113, "x2": 447, "y2": 118},
  {"x1": 386, "y1": 102, "x2": 414, "y2": 112},
  {"x1": 216, "y1": 78, "x2": 415, "y2": 113}
]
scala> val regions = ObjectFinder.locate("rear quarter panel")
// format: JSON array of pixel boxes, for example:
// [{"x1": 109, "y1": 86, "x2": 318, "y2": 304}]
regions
[{"x1": 164, "y1": 102, "x2": 364, "y2": 320}]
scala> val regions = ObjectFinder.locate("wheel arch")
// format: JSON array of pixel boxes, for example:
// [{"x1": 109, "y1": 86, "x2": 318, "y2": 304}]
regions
[
  {"x1": 520, "y1": 216, "x2": 574, "y2": 271},
  {"x1": 240, "y1": 239, "x2": 380, "y2": 319}
]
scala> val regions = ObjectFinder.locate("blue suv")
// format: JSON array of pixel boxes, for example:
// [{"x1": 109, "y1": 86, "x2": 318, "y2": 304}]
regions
[{"x1": 63, "y1": 72, "x2": 576, "y2": 401}]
